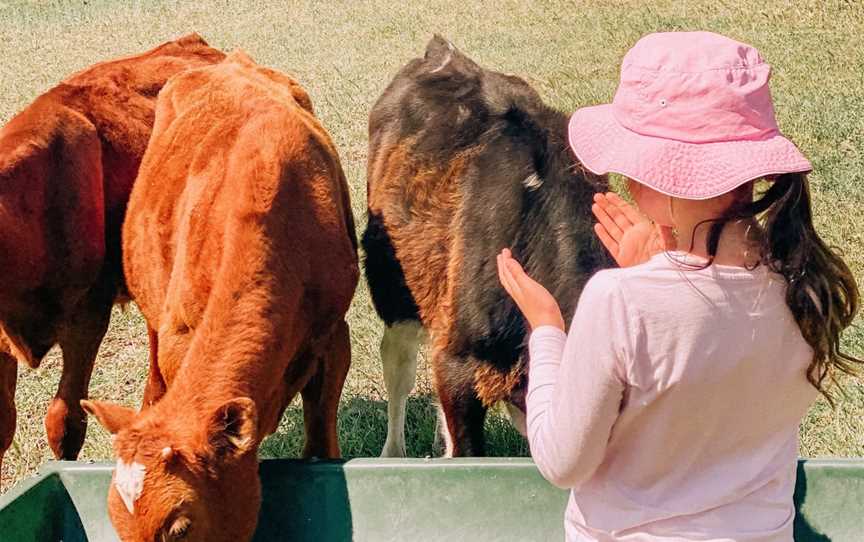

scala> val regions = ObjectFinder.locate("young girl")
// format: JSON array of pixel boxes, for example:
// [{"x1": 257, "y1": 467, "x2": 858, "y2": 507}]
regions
[{"x1": 498, "y1": 31, "x2": 861, "y2": 541}]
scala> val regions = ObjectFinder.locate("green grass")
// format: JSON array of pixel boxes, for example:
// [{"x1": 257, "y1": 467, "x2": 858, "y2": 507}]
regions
[{"x1": 0, "y1": 0, "x2": 862, "y2": 490}]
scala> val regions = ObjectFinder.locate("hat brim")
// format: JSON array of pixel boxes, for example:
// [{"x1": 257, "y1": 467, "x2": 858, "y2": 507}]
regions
[{"x1": 568, "y1": 105, "x2": 813, "y2": 200}]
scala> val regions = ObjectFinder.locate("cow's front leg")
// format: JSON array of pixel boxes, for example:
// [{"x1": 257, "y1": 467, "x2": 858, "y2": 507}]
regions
[
  {"x1": 47, "y1": 286, "x2": 112, "y2": 459},
  {"x1": 433, "y1": 350, "x2": 487, "y2": 457},
  {"x1": 300, "y1": 320, "x2": 351, "y2": 459},
  {"x1": 0, "y1": 352, "x2": 17, "y2": 488}
]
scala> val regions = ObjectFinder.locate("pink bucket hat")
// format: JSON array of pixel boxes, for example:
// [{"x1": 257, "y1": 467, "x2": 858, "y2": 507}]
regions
[{"x1": 568, "y1": 31, "x2": 812, "y2": 200}]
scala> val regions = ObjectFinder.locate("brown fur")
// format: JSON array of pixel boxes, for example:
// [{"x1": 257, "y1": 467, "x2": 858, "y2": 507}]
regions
[
  {"x1": 0, "y1": 34, "x2": 224, "y2": 481},
  {"x1": 369, "y1": 140, "x2": 519, "y2": 404},
  {"x1": 83, "y1": 50, "x2": 358, "y2": 542},
  {"x1": 472, "y1": 358, "x2": 526, "y2": 408},
  {"x1": 368, "y1": 145, "x2": 471, "y2": 328}
]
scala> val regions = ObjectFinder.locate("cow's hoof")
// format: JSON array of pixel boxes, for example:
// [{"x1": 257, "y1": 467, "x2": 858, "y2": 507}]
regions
[{"x1": 45, "y1": 399, "x2": 86, "y2": 460}]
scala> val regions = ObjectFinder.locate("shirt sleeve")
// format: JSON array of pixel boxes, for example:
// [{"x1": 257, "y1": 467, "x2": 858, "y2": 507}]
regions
[{"x1": 527, "y1": 271, "x2": 631, "y2": 489}]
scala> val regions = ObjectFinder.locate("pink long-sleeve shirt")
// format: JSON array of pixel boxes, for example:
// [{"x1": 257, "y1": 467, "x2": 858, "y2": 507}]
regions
[{"x1": 527, "y1": 252, "x2": 817, "y2": 541}]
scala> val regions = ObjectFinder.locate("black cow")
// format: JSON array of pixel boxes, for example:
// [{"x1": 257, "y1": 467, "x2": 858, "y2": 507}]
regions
[{"x1": 363, "y1": 35, "x2": 612, "y2": 457}]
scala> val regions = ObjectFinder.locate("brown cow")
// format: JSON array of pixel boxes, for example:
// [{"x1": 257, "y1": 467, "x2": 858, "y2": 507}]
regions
[
  {"x1": 82, "y1": 51, "x2": 358, "y2": 542},
  {"x1": 363, "y1": 36, "x2": 611, "y2": 457},
  {"x1": 0, "y1": 34, "x2": 224, "y2": 482}
]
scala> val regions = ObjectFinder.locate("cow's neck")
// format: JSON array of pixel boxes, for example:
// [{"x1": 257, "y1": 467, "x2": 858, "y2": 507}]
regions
[{"x1": 157, "y1": 274, "x2": 311, "y2": 439}]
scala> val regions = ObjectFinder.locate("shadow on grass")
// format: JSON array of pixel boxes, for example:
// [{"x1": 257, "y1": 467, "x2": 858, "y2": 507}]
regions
[{"x1": 260, "y1": 394, "x2": 529, "y2": 459}]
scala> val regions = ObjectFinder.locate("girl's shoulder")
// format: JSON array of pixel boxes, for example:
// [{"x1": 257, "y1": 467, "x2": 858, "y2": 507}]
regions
[
  {"x1": 578, "y1": 266, "x2": 632, "y2": 314},
  {"x1": 596, "y1": 252, "x2": 774, "y2": 283},
  {"x1": 582, "y1": 254, "x2": 668, "y2": 294},
  {"x1": 581, "y1": 252, "x2": 780, "y2": 310}
]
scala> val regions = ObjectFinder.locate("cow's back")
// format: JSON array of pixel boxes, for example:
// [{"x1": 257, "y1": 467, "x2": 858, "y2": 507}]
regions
[
  {"x1": 55, "y1": 33, "x2": 226, "y2": 290},
  {"x1": 0, "y1": 34, "x2": 224, "y2": 365},
  {"x1": 124, "y1": 51, "x2": 357, "y2": 381},
  {"x1": 60, "y1": 32, "x2": 226, "y2": 161}
]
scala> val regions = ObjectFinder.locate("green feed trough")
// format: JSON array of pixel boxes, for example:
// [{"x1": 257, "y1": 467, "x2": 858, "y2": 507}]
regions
[{"x1": 0, "y1": 458, "x2": 861, "y2": 541}]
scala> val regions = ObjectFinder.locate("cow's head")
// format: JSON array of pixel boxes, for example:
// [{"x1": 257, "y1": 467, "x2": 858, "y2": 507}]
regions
[
  {"x1": 81, "y1": 397, "x2": 261, "y2": 542},
  {"x1": 369, "y1": 34, "x2": 546, "y2": 144}
]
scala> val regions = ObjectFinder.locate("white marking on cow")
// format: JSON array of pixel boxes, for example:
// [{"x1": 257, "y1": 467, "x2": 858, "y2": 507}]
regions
[
  {"x1": 505, "y1": 401, "x2": 527, "y2": 437},
  {"x1": 522, "y1": 173, "x2": 543, "y2": 191},
  {"x1": 437, "y1": 405, "x2": 455, "y2": 458},
  {"x1": 380, "y1": 322, "x2": 425, "y2": 457},
  {"x1": 429, "y1": 42, "x2": 455, "y2": 73},
  {"x1": 114, "y1": 459, "x2": 146, "y2": 514}
]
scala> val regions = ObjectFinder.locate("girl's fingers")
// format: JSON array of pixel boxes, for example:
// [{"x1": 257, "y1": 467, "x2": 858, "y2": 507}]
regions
[
  {"x1": 607, "y1": 192, "x2": 647, "y2": 225},
  {"x1": 497, "y1": 254, "x2": 509, "y2": 291},
  {"x1": 594, "y1": 223, "x2": 620, "y2": 258},
  {"x1": 498, "y1": 254, "x2": 516, "y2": 296},
  {"x1": 594, "y1": 193, "x2": 633, "y2": 231},
  {"x1": 592, "y1": 203, "x2": 624, "y2": 240},
  {"x1": 499, "y1": 255, "x2": 523, "y2": 300},
  {"x1": 506, "y1": 258, "x2": 535, "y2": 291},
  {"x1": 503, "y1": 253, "x2": 524, "y2": 274},
  {"x1": 598, "y1": 195, "x2": 635, "y2": 233},
  {"x1": 504, "y1": 257, "x2": 529, "y2": 288}
]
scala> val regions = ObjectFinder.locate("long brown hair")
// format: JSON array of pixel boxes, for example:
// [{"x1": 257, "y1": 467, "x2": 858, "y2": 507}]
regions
[{"x1": 697, "y1": 173, "x2": 861, "y2": 400}]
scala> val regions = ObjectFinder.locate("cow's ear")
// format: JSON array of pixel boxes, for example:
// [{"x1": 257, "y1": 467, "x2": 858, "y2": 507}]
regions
[
  {"x1": 424, "y1": 35, "x2": 453, "y2": 62},
  {"x1": 81, "y1": 400, "x2": 137, "y2": 434},
  {"x1": 206, "y1": 397, "x2": 258, "y2": 461}
]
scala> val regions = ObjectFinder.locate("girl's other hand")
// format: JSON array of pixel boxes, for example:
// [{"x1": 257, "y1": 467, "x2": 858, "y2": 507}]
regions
[
  {"x1": 592, "y1": 192, "x2": 676, "y2": 267},
  {"x1": 497, "y1": 249, "x2": 565, "y2": 332}
]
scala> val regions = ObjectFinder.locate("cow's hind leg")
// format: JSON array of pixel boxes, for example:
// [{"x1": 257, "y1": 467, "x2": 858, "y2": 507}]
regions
[
  {"x1": 47, "y1": 287, "x2": 112, "y2": 459},
  {"x1": 300, "y1": 320, "x2": 351, "y2": 459},
  {"x1": 380, "y1": 321, "x2": 423, "y2": 457},
  {"x1": 433, "y1": 350, "x2": 487, "y2": 457},
  {"x1": 0, "y1": 352, "x2": 17, "y2": 487}
]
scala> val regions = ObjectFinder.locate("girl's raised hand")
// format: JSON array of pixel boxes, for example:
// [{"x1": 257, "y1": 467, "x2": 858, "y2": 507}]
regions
[
  {"x1": 497, "y1": 248, "x2": 565, "y2": 331},
  {"x1": 592, "y1": 192, "x2": 676, "y2": 267}
]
